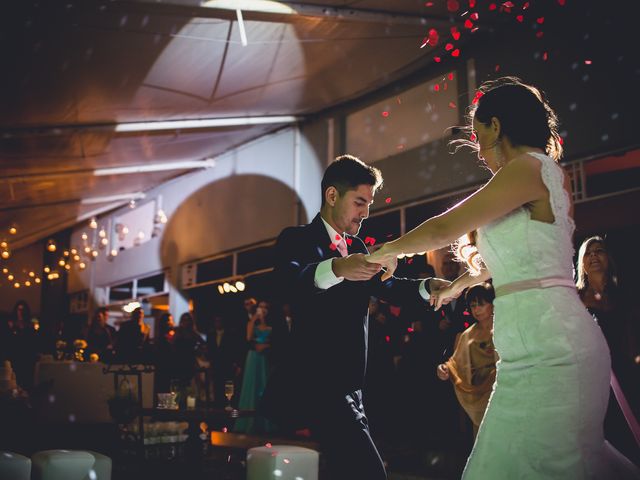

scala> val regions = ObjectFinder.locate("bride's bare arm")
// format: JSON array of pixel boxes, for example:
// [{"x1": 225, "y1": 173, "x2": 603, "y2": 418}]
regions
[
  {"x1": 369, "y1": 154, "x2": 549, "y2": 277},
  {"x1": 431, "y1": 268, "x2": 491, "y2": 309}
]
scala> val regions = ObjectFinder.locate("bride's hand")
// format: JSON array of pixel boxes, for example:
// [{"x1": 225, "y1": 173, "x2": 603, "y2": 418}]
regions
[
  {"x1": 429, "y1": 281, "x2": 463, "y2": 310},
  {"x1": 366, "y1": 243, "x2": 398, "y2": 281}
]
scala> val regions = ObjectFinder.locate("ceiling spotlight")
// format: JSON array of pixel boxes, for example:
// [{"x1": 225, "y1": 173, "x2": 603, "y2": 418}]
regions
[
  {"x1": 217, "y1": 285, "x2": 225, "y2": 295},
  {"x1": 235, "y1": 281, "x2": 246, "y2": 292},
  {"x1": 223, "y1": 282, "x2": 231, "y2": 293},
  {"x1": 229, "y1": 285, "x2": 238, "y2": 293}
]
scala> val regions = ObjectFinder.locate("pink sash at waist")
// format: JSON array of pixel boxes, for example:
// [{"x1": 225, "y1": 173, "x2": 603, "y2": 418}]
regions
[{"x1": 494, "y1": 276, "x2": 576, "y2": 298}]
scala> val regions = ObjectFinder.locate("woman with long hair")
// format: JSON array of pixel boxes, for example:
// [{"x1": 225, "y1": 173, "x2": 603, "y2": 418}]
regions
[{"x1": 368, "y1": 77, "x2": 637, "y2": 478}]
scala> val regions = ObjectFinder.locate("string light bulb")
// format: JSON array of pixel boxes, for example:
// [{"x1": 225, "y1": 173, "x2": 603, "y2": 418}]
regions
[
  {"x1": 9, "y1": 226, "x2": 17, "y2": 235},
  {"x1": 7, "y1": 274, "x2": 14, "y2": 281},
  {"x1": 35, "y1": 277, "x2": 41, "y2": 284},
  {"x1": 89, "y1": 217, "x2": 98, "y2": 229},
  {"x1": 43, "y1": 266, "x2": 50, "y2": 273},
  {"x1": 1, "y1": 250, "x2": 9, "y2": 259},
  {"x1": 47, "y1": 240, "x2": 57, "y2": 252}
]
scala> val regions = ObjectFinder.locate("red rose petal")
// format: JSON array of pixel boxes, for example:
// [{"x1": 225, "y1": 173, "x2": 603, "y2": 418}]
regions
[
  {"x1": 536, "y1": 16, "x2": 544, "y2": 24},
  {"x1": 523, "y1": 1, "x2": 530, "y2": 9},
  {"x1": 425, "y1": 1, "x2": 434, "y2": 6},
  {"x1": 448, "y1": 72, "x2": 454, "y2": 80},
  {"x1": 447, "y1": 0, "x2": 460, "y2": 12},
  {"x1": 536, "y1": 31, "x2": 544, "y2": 38},
  {"x1": 450, "y1": 26, "x2": 461, "y2": 40},
  {"x1": 451, "y1": 48, "x2": 461, "y2": 57},
  {"x1": 516, "y1": 14, "x2": 524, "y2": 22},
  {"x1": 434, "y1": 84, "x2": 440, "y2": 92},
  {"x1": 494, "y1": 64, "x2": 501, "y2": 72},
  {"x1": 346, "y1": 238, "x2": 353, "y2": 245},
  {"x1": 469, "y1": 0, "x2": 476, "y2": 7},
  {"x1": 381, "y1": 111, "x2": 389, "y2": 117},
  {"x1": 445, "y1": 42, "x2": 454, "y2": 51},
  {"x1": 434, "y1": 56, "x2": 441, "y2": 63},
  {"x1": 558, "y1": 0, "x2": 565, "y2": 5},
  {"x1": 542, "y1": 51, "x2": 548, "y2": 61},
  {"x1": 443, "y1": 82, "x2": 448, "y2": 90},
  {"x1": 584, "y1": 59, "x2": 592, "y2": 65},
  {"x1": 329, "y1": 243, "x2": 337, "y2": 251},
  {"x1": 449, "y1": 101, "x2": 457, "y2": 108},
  {"x1": 489, "y1": 3, "x2": 497, "y2": 10},
  {"x1": 470, "y1": 12, "x2": 479, "y2": 20},
  {"x1": 385, "y1": 197, "x2": 392, "y2": 204},
  {"x1": 464, "y1": 18, "x2": 474, "y2": 29},
  {"x1": 502, "y1": 1, "x2": 514, "y2": 7}
]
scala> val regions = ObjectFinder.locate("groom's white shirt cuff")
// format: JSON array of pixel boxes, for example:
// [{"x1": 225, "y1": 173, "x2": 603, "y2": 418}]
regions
[
  {"x1": 315, "y1": 258, "x2": 344, "y2": 289},
  {"x1": 418, "y1": 280, "x2": 430, "y2": 300}
]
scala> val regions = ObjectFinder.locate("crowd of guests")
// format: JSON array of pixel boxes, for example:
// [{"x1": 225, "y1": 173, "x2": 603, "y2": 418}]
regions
[{"x1": 0, "y1": 235, "x2": 637, "y2": 457}]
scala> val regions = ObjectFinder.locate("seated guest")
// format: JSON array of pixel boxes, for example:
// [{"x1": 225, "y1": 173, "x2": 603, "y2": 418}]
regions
[{"x1": 437, "y1": 282, "x2": 498, "y2": 438}]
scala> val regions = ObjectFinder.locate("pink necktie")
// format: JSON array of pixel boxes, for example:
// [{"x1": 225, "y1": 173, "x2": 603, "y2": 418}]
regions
[{"x1": 336, "y1": 239, "x2": 348, "y2": 257}]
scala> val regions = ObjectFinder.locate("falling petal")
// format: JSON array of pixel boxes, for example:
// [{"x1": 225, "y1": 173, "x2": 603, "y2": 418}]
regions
[
  {"x1": 451, "y1": 49, "x2": 461, "y2": 57},
  {"x1": 489, "y1": 3, "x2": 497, "y2": 10},
  {"x1": 448, "y1": 72, "x2": 455, "y2": 80},
  {"x1": 536, "y1": 16, "x2": 544, "y2": 24},
  {"x1": 434, "y1": 56, "x2": 441, "y2": 62},
  {"x1": 382, "y1": 111, "x2": 390, "y2": 117},
  {"x1": 385, "y1": 197, "x2": 392, "y2": 204},
  {"x1": 447, "y1": 0, "x2": 460, "y2": 13},
  {"x1": 450, "y1": 26, "x2": 461, "y2": 40},
  {"x1": 543, "y1": 51, "x2": 548, "y2": 61},
  {"x1": 449, "y1": 101, "x2": 457, "y2": 108},
  {"x1": 464, "y1": 19, "x2": 474, "y2": 29},
  {"x1": 434, "y1": 84, "x2": 440, "y2": 92},
  {"x1": 445, "y1": 43, "x2": 454, "y2": 51},
  {"x1": 516, "y1": 14, "x2": 524, "y2": 22},
  {"x1": 536, "y1": 31, "x2": 544, "y2": 38},
  {"x1": 523, "y1": 2, "x2": 530, "y2": 9},
  {"x1": 470, "y1": 12, "x2": 479, "y2": 20},
  {"x1": 584, "y1": 59, "x2": 592, "y2": 65}
]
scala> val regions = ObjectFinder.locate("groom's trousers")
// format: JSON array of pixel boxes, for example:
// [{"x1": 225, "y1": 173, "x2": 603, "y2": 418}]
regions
[{"x1": 311, "y1": 389, "x2": 387, "y2": 480}]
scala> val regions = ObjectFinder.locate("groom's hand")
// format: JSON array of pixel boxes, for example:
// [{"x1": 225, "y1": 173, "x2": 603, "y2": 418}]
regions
[{"x1": 332, "y1": 254, "x2": 382, "y2": 281}]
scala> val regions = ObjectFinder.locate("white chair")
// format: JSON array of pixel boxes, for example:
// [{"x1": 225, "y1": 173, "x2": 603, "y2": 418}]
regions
[
  {"x1": 247, "y1": 445, "x2": 319, "y2": 480},
  {"x1": 31, "y1": 450, "x2": 95, "y2": 480},
  {"x1": 0, "y1": 451, "x2": 31, "y2": 480},
  {"x1": 84, "y1": 451, "x2": 112, "y2": 480}
]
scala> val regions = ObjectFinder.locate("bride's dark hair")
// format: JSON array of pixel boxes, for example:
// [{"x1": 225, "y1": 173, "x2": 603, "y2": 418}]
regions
[{"x1": 451, "y1": 77, "x2": 563, "y2": 274}]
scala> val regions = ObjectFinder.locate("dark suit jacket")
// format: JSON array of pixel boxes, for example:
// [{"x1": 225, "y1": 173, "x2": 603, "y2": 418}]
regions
[{"x1": 262, "y1": 213, "x2": 429, "y2": 427}]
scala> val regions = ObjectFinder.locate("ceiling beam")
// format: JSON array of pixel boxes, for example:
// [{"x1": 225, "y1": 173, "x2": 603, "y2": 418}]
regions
[{"x1": 0, "y1": 159, "x2": 216, "y2": 184}]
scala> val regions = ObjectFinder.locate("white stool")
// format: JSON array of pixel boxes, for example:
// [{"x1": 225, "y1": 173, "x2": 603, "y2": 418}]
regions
[
  {"x1": 247, "y1": 445, "x2": 319, "y2": 480},
  {"x1": 84, "y1": 451, "x2": 112, "y2": 480},
  {"x1": 31, "y1": 450, "x2": 95, "y2": 480},
  {"x1": 0, "y1": 451, "x2": 31, "y2": 480}
]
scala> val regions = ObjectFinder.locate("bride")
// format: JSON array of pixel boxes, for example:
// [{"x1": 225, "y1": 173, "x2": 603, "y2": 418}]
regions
[{"x1": 368, "y1": 77, "x2": 638, "y2": 478}]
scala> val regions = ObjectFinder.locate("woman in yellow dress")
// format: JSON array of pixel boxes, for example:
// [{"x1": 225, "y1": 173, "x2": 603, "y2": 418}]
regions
[{"x1": 437, "y1": 282, "x2": 497, "y2": 438}]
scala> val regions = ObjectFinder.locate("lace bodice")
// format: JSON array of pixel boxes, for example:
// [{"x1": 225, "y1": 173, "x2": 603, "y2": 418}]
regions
[{"x1": 476, "y1": 152, "x2": 575, "y2": 289}]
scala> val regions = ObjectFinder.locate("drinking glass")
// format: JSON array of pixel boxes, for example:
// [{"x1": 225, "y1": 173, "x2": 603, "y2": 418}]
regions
[{"x1": 224, "y1": 380, "x2": 234, "y2": 411}]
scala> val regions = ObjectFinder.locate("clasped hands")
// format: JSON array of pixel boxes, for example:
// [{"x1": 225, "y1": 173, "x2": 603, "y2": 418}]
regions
[{"x1": 332, "y1": 245, "x2": 461, "y2": 309}]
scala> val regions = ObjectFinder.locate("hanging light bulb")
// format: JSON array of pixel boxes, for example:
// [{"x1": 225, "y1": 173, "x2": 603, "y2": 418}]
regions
[
  {"x1": 98, "y1": 228, "x2": 106, "y2": 238},
  {"x1": 84, "y1": 246, "x2": 91, "y2": 254},
  {"x1": 28, "y1": 271, "x2": 35, "y2": 277},
  {"x1": 1, "y1": 268, "x2": 7, "y2": 274},
  {"x1": 81, "y1": 233, "x2": 88, "y2": 241},
  {"x1": 1, "y1": 250, "x2": 9, "y2": 259},
  {"x1": 0, "y1": 241, "x2": 7, "y2": 249},
  {"x1": 64, "y1": 264, "x2": 71, "y2": 271},
  {"x1": 43, "y1": 266, "x2": 50, "y2": 273},
  {"x1": 34, "y1": 277, "x2": 41, "y2": 284},
  {"x1": 110, "y1": 249, "x2": 118, "y2": 257},
  {"x1": 100, "y1": 237, "x2": 109, "y2": 247},
  {"x1": 73, "y1": 254, "x2": 81, "y2": 261},
  {"x1": 13, "y1": 282, "x2": 20, "y2": 288},
  {"x1": 91, "y1": 250, "x2": 99, "y2": 259},
  {"x1": 70, "y1": 248, "x2": 78, "y2": 255},
  {"x1": 47, "y1": 239, "x2": 57, "y2": 252},
  {"x1": 89, "y1": 217, "x2": 98, "y2": 229},
  {"x1": 79, "y1": 262, "x2": 87, "y2": 270},
  {"x1": 58, "y1": 259, "x2": 66, "y2": 267},
  {"x1": 7, "y1": 274, "x2": 14, "y2": 281},
  {"x1": 8, "y1": 226, "x2": 17, "y2": 235},
  {"x1": 25, "y1": 280, "x2": 31, "y2": 287}
]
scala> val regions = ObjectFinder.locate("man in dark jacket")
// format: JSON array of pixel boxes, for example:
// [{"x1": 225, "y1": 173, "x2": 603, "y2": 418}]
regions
[{"x1": 263, "y1": 155, "x2": 445, "y2": 480}]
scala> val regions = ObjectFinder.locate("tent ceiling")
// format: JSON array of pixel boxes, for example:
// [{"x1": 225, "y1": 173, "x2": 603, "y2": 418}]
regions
[{"x1": 1, "y1": 0, "x2": 485, "y2": 249}]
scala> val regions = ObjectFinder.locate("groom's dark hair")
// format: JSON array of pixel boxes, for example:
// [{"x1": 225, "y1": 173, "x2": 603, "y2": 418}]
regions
[{"x1": 321, "y1": 154, "x2": 383, "y2": 206}]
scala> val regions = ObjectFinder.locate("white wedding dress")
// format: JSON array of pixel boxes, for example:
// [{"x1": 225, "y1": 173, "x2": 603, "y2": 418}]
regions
[{"x1": 463, "y1": 152, "x2": 638, "y2": 479}]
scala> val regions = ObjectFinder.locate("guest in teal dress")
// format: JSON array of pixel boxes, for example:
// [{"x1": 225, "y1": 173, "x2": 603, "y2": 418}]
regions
[{"x1": 234, "y1": 300, "x2": 274, "y2": 433}]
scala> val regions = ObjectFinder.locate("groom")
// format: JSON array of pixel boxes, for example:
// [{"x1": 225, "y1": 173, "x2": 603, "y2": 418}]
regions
[{"x1": 262, "y1": 155, "x2": 443, "y2": 479}]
